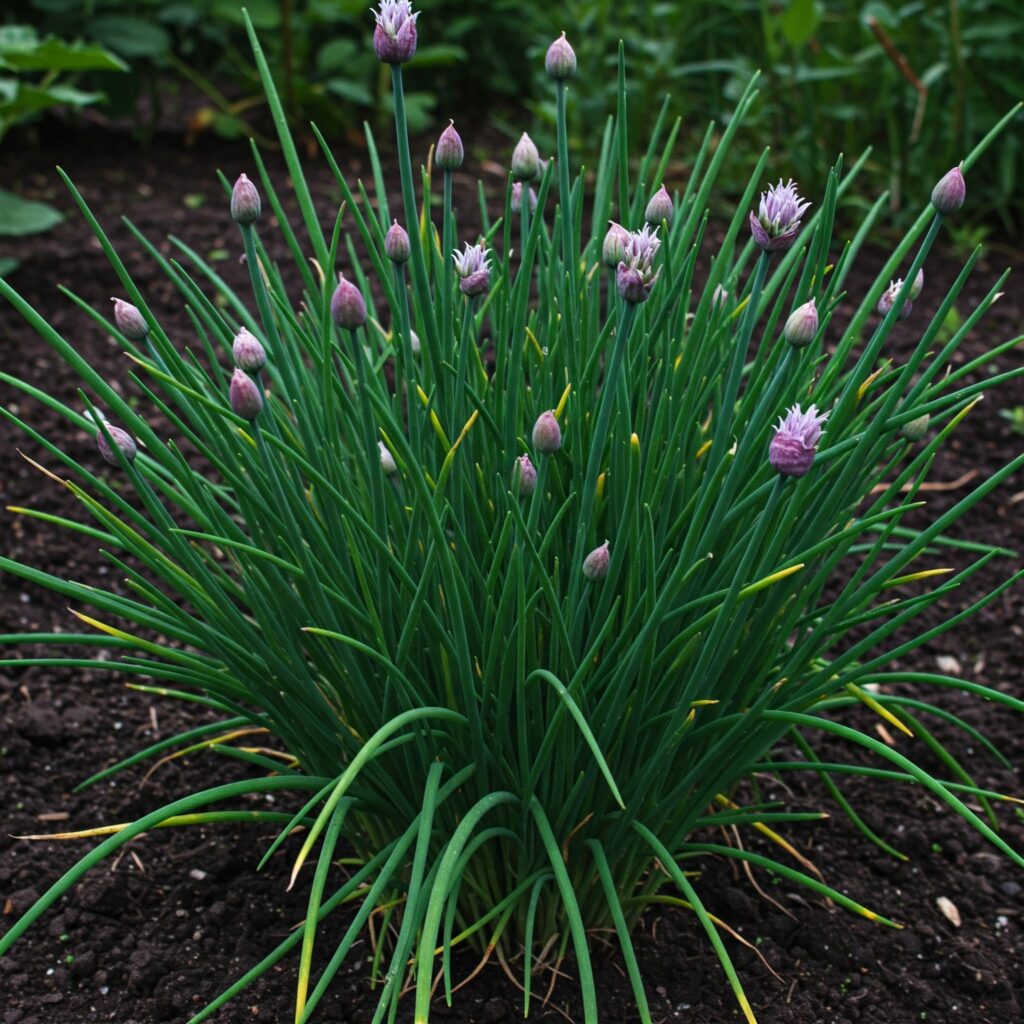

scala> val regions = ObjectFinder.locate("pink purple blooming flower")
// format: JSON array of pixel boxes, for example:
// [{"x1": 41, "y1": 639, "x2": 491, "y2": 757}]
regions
[
  {"x1": 616, "y1": 225, "x2": 661, "y2": 303},
  {"x1": 877, "y1": 278, "x2": 914, "y2": 321},
  {"x1": 769, "y1": 403, "x2": 826, "y2": 478},
  {"x1": 749, "y1": 179, "x2": 811, "y2": 252},
  {"x1": 452, "y1": 242, "x2": 491, "y2": 297},
  {"x1": 372, "y1": 0, "x2": 418, "y2": 64}
]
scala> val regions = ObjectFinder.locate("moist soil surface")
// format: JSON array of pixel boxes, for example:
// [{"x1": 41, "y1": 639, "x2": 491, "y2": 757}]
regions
[{"x1": 1, "y1": 126, "x2": 1023, "y2": 1024}]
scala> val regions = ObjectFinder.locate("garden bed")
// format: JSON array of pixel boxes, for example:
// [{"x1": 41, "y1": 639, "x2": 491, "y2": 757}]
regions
[{"x1": 1, "y1": 128, "x2": 1022, "y2": 1024}]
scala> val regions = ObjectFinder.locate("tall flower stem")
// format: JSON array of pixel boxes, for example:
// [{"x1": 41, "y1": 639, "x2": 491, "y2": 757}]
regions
[
  {"x1": 390, "y1": 66, "x2": 442, "y2": 406},
  {"x1": 441, "y1": 169, "x2": 455, "y2": 363},
  {"x1": 393, "y1": 262, "x2": 420, "y2": 451},
  {"x1": 568, "y1": 300, "x2": 637, "y2": 627},
  {"x1": 556, "y1": 79, "x2": 578, "y2": 391}
]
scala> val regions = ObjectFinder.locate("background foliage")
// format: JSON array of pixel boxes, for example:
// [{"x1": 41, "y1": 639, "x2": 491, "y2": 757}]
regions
[{"x1": 3, "y1": 1, "x2": 1022, "y2": 225}]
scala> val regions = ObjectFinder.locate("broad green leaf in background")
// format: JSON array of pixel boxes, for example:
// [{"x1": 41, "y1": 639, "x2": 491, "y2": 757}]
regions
[
  {"x1": 781, "y1": 0, "x2": 821, "y2": 47},
  {"x1": 0, "y1": 27, "x2": 128, "y2": 73},
  {"x1": 0, "y1": 188, "x2": 63, "y2": 236},
  {"x1": 88, "y1": 17, "x2": 172, "y2": 60}
]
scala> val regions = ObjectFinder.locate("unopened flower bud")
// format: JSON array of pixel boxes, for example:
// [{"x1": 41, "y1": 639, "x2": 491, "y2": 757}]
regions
[
  {"x1": 511, "y1": 182, "x2": 538, "y2": 215},
  {"x1": 379, "y1": 441, "x2": 398, "y2": 476},
  {"x1": 111, "y1": 298, "x2": 149, "y2": 341},
  {"x1": 900, "y1": 414, "x2": 930, "y2": 443},
  {"x1": 532, "y1": 410, "x2": 561, "y2": 454},
  {"x1": 711, "y1": 284, "x2": 729, "y2": 307},
  {"x1": 644, "y1": 185, "x2": 673, "y2": 226},
  {"x1": 96, "y1": 423, "x2": 138, "y2": 466},
  {"x1": 230, "y1": 173, "x2": 261, "y2": 225},
  {"x1": 373, "y1": 0, "x2": 418, "y2": 64},
  {"x1": 385, "y1": 221, "x2": 411, "y2": 263},
  {"x1": 410, "y1": 329, "x2": 421, "y2": 355},
  {"x1": 602, "y1": 222, "x2": 629, "y2": 269},
  {"x1": 232, "y1": 327, "x2": 266, "y2": 371},
  {"x1": 910, "y1": 267, "x2": 924, "y2": 301},
  {"x1": 511, "y1": 132, "x2": 540, "y2": 182},
  {"x1": 436, "y1": 121, "x2": 464, "y2": 171},
  {"x1": 545, "y1": 32, "x2": 576, "y2": 81},
  {"x1": 582, "y1": 540, "x2": 610, "y2": 582},
  {"x1": 784, "y1": 299, "x2": 819, "y2": 348},
  {"x1": 769, "y1": 404, "x2": 826, "y2": 478},
  {"x1": 514, "y1": 453, "x2": 537, "y2": 497},
  {"x1": 230, "y1": 367, "x2": 263, "y2": 421},
  {"x1": 331, "y1": 274, "x2": 367, "y2": 330},
  {"x1": 931, "y1": 166, "x2": 965, "y2": 214}
]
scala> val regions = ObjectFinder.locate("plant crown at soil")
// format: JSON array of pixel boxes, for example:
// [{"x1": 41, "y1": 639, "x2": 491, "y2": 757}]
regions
[{"x1": 1, "y1": 7, "x2": 1023, "y2": 1024}]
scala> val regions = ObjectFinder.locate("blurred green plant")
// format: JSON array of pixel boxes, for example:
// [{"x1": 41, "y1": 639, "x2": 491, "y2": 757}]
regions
[{"x1": 0, "y1": 23, "x2": 125, "y2": 270}]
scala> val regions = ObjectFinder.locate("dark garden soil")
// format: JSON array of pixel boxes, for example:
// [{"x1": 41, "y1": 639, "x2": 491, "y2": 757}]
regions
[{"x1": 1, "y1": 125, "x2": 1023, "y2": 1024}]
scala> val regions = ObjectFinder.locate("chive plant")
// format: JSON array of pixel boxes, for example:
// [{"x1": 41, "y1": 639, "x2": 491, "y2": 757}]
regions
[{"x1": 2, "y1": 5, "x2": 1023, "y2": 1022}]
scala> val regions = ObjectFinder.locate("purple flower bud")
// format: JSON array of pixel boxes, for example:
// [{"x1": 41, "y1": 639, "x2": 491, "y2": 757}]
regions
[
  {"x1": 230, "y1": 367, "x2": 263, "y2": 421},
  {"x1": 532, "y1": 410, "x2": 562, "y2": 454},
  {"x1": 436, "y1": 120, "x2": 464, "y2": 172},
  {"x1": 385, "y1": 220, "x2": 411, "y2": 264},
  {"x1": 511, "y1": 132, "x2": 540, "y2": 182},
  {"x1": 783, "y1": 299, "x2": 819, "y2": 348},
  {"x1": 545, "y1": 32, "x2": 577, "y2": 81},
  {"x1": 877, "y1": 278, "x2": 914, "y2": 321},
  {"x1": 511, "y1": 182, "x2": 538, "y2": 215},
  {"x1": 900, "y1": 414, "x2": 930, "y2": 443},
  {"x1": 379, "y1": 441, "x2": 398, "y2": 476},
  {"x1": 232, "y1": 327, "x2": 266, "y2": 371},
  {"x1": 230, "y1": 173, "x2": 261, "y2": 225},
  {"x1": 372, "y1": 0, "x2": 418, "y2": 64},
  {"x1": 111, "y1": 298, "x2": 149, "y2": 341},
  {"x1": 931, "y1": 166, "x2": 965, "y2": 214},
  {"x1": 331, "y1": 273, "x2": 367, "y2": 330},
  {"x1": 452, "y1": 242, "x2": 491, "y2": 297},
  {"x1": 644, "y1": 185, "x2": 673, "y2": 226},
  {"x1": 769, "y1": 403, "x2": 826, "y2": 478},
  {"x1": 96, "y1": 422, "x2": 138, "y2": 467},
  {"x1": 615, "y1": 225, "x2": 661, "y2": 303},
  {"x1": 582, "y1": 540, "x2": 610, "y2": 582},
  {"x1": 514, "y1": 453, "x2": 537, "y2": 497},
  {"x1": 750, "y1": 179, "x2": 811, "y2": 252},
  {"x1": 910, "y1": 267, "x2": 924, "y2": 301},
  {"x1": 602, "y1": 222, "x2": 630, "y2": 269}
]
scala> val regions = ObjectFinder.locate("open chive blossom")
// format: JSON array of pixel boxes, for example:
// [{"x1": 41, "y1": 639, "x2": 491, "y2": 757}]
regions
[
  {"x1": 372, "y1": 0, "x2": 418, "y2": 63},
  {"x1": 229, "y1": 368, "x2": 263, "y2": 421},
  {"x1": 452, "y1": 241, "x2": 492, "y2": 297},
  {"x1": 232, "y1": 327, "x2": 266, "y2": 371},
  {"x1": 96, "y1": 422, "x2": 138, "y2": 466},
  {"x1": 511, "y1": 132, "x2": 540, "y2": 181},
  {"x1": 644, "y1": 185, "x2": 673, "y2": 226},
  {"x1": 602, "y1": 221, "x2": 630, "y2": 269},
  {"x1": 385, "y1": 221, "x2": 411, "y2": 263},
  {"x1": 783, "y1": 299, "x2": 819, "y2": 347},
  {"x1": 230, "y1": 173, "x2": 261, "y2": 225},
  {"x1": 769, "y1": 403, "x2": 826, "y2": 478},
  {"x1": 931, "y1": 165, "x2": 966, "y2": 214},
  {"x1": 513, "y1": 453, "x2": 538, "y2": 497},
  {"x1": 435, "y1": 121, "x2": 464, "y2": 171},
  {"x1": 511, "y1": 182, "x2": 538, "y2": 215},
  {"x1": 331, "y1": 273, "x2": 368, "y2": 329},
  {"x1": 111, "y1": 298, "x2": 149, "y2": 341},
  {"x1": 877, "y1": 278, "x2": 914, "y2": 321},
  {"x1": 749, "y1": 179, "x2": 811, "y2": 252},
  {"x1": 532, "y1": 410, "x2": 562, "y2": 453},
  {"x1": 545, "y1": 32, "x2": 576, "y2": 80},
  {"x1": 582, "y1": 541, "x2": 610, "y2": 581},
  {"x1": 616, "y1": 225, "x2": 661, "y2": 303}
]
